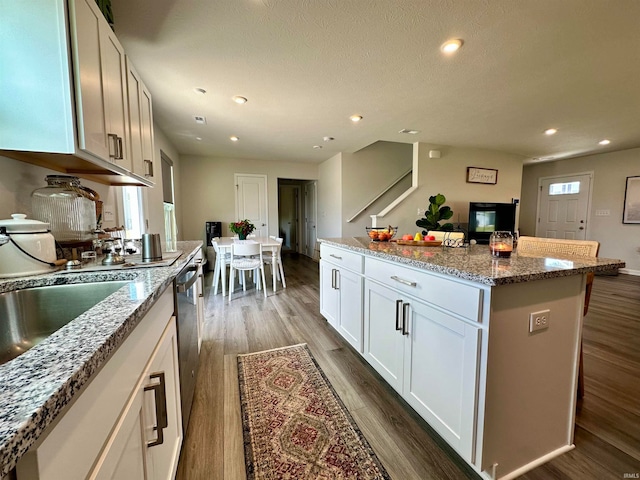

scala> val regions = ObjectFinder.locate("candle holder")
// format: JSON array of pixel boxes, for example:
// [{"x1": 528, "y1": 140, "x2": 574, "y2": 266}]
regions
[{"x1": 490, "y1": 231, "x2": 514, "y2": 258}]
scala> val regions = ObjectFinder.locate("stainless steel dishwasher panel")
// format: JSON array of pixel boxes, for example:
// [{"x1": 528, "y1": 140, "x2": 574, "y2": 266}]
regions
[{"x1": 174, "y1": 261, "x2": 200, "y2": 432}]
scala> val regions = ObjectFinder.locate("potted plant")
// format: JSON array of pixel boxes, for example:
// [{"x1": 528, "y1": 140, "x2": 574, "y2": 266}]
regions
[
  {"x1": 416, "y1": 193, "x2": 454, "y2": 234},
  {"x1": 229, "y1": 219, "x2": 256, "y2": 240}
]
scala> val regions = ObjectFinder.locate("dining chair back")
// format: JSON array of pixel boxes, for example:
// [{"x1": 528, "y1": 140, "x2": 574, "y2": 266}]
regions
[
  {"x1": 211, "y1": 238, "x2": 231, "y2": 296},
  {"x1": 517, "y1": 236, "x2": 600, "y2": 399},
  {"x1": 263, "y1": 237, "x2": 286, "y2": 288},
  {"x1": 228, "y1": 242, "x2": 267, "y2": 302}
]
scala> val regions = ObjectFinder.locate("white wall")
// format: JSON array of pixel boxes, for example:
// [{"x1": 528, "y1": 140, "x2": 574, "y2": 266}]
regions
[
  {"x1": 521, "y1": 148, "x2": 640, "y2": 273},
  {"x1": 367, "y1": 143, "x2": 525, "y2": 236},
  {"x1": 317, "y1": 153, "x2": 343, "y2": 238},
  {"x1": 341, "y1": 141, "x2": 413, "y2": 237},
  {"x1": 179, "y1": 155, "x2": 318, "y2": 242}
]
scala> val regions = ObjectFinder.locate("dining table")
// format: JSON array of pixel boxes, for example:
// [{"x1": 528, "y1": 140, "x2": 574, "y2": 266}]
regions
[{"x1": 214, "y1": 237, "x2": 282, "y2": 294}]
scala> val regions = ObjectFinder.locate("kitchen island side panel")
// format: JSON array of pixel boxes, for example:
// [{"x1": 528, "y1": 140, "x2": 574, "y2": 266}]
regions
[{"x1": 479, "y1": 274, "x2": 584, "y2": 477}]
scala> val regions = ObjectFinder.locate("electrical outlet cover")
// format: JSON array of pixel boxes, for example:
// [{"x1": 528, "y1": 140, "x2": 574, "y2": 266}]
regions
[{"x1": 529, "y1": 309, "x2": 550, "y2": 333}]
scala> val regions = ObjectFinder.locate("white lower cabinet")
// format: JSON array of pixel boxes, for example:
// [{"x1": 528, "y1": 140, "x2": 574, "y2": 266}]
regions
[
  {"x1": 92, "y1": 318, "x2": 182, "y2": 479},
  {"x1": 319, "y1": 258, "x2": 363, "y2": 352},
  {"x1": 16, "y1": 288, "x2": 182, "y2": 480},
  {"x1": 364, "y1": 277, "x2": 480, "y2": 462}
]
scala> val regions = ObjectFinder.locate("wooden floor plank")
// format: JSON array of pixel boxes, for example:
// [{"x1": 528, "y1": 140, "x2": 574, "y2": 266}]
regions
[{"x1": 177, "y1": 257, "x2": 640, "y2": 480}]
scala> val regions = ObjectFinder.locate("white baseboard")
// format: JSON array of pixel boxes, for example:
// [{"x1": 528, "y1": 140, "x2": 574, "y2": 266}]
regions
[{"x1": 619, "y1": 268, "x2": 640, "y2": 276}]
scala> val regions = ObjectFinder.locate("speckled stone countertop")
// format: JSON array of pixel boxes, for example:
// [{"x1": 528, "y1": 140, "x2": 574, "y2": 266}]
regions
[
  {"x1": 319, "y1": 237, "x2": 625, "y2": 286},
  {"x1": 0, "y1": 241, "x2": 203, "y2": 477}
]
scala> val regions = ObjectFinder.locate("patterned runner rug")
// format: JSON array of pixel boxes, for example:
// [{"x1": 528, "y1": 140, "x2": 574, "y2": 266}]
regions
[{"x1": 238, "y1": 344, "x2": 390, "y2": 479}]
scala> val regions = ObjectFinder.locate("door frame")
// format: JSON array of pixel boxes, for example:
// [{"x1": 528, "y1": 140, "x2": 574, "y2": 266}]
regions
[
  {"x1": 535, "y1": 171, "x2": 594, "y2": 239},
  {"x1": 234, "y1": 173, "x2": 268, "y2": 236},
  {"x1": 278, "y1": 183, "x2": 302, "y2": 253}
]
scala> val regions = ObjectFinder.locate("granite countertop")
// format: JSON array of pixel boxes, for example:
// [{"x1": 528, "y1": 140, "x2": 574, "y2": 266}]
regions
[
  {"x1": 319, "y1": 237, "x2": 625, "y2": 286},
  {"x1": 0, "y1": 240, "x2": 203, "y2": 477}
]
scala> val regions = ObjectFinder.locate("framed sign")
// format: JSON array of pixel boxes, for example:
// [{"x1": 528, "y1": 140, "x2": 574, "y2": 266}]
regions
[
  {"x1": 623, "y1": 175, "x2": 640, "y2": 224},
  {"x1": 467, "y1": 167, "x2": 498, "y2": 184}
]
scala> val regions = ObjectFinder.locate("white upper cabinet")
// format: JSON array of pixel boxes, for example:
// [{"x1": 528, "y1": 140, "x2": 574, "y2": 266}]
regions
[
  {"x1": 0, "y1": 0, "x2": 151, "y2": 186},
  {"x1": 126, "y1": 58, "x2": 156, "y2": 181}
]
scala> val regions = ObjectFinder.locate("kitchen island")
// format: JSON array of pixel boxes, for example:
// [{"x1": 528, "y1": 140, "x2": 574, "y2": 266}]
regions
[
  {"x1": 0, "y1": 241, "x2": 203, "y2": 479},
  {"x1": 319, "y1": 237, "x2": 624, "y2": 480}
]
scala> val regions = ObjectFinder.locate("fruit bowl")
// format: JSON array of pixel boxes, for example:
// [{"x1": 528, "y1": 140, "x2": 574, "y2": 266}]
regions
[{"x1": 366, "y1": 226, "x2": 397, "y2": 242}]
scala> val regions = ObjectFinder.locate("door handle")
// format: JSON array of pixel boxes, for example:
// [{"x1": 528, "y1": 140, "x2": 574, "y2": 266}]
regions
[
  {"x1": 144, "y1": 372, "x2": 168, "y2": 447},
  {"x1": 144, "y1": 159, "x2": 154, "y2": 177},
  {"x1": 395, "y1": 300, "x2": 403, "y2": 330},
  {"x1": 579, "y1": 227, "x2": 584, "y2": 230},
  {"x1": 402, "y1": 303, "x2": 410, "y2": 335},
  {"x1": 334, "y1": 269, "x2": 340, "y2": 289},
  {"x1": 107, "y1": 133, "x2": 118, "y2": 159},
  {"x1": 198, "y1": 273, "x2": 204, "y2": 297},
  {"x1": 116, "y1": 136, "x2": 124, "y2": 159},
  {"x1": 330, "y1": 268, "x2": 335, "y2": 289}
]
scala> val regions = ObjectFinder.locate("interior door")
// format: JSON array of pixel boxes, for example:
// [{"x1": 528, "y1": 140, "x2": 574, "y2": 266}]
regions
[
  {"x1": 278, "y1": 185, "x2": 299, "y2": 252},
  {"x1": 235, "y1": 174, "x2": 268, "y2": 237},
  {"x1": 304, "y1": 181, "x2": 318, "y2": 259},
  {"x1": 536, "y1": 174, "x2": 592, "y2": 239}
]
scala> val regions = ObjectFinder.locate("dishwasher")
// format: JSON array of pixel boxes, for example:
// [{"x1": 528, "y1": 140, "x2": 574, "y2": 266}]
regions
[{"x1": 174, "y1": 258, "x2": 200, "y2": 432}]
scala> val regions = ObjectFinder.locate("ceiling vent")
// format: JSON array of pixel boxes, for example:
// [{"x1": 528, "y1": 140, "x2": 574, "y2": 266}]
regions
[
  {"x1": 194, "y1": 115, "x2": 207, "y2": 125},
  {"x1": 399, "y1": 129, "x2": 419, "y2": 135}
]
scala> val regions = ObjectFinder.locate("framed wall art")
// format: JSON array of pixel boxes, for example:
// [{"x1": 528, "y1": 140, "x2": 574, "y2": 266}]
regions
[
  {"x1": 466, "y1": 167, "x2": 498, "y2": 185},
  {"x1": 623, "y1": 175, "x2": 640, "y2": 224}
]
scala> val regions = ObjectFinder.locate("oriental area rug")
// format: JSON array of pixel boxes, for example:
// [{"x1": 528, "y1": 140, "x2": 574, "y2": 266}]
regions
[{"x1": 237, "y1": 344, "x2": 390, "y2": 480}]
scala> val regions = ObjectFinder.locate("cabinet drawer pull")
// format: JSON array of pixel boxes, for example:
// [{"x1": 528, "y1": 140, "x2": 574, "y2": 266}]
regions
[
  {"x1": 390, "y1": 276, "x2": 417, "y2": 287},
  {"x1": 329, "y1": 254, "x2": 342, "y2": 260},
  {"x1": 144, "y1": 372, "x2": 168, "y2": 447},
  {"x1": 402, "y1": 303, "x2": 410, "y2": 335},
  {"x1": 395, "y1": 299, "x2": 403, "y2": 331},
  {"x1": 107, "y1": 133, "x2": 118, "y2": 159}
]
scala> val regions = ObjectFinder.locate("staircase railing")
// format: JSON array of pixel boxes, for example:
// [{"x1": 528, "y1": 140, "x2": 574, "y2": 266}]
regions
[{"x1": 346, "y1": 169, "x2": 412, "y2": 223}]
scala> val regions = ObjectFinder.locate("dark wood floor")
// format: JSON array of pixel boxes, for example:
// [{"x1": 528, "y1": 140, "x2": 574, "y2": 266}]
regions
[{"x1": 176, "y1": 255, "x2": 640, "y2": 479}]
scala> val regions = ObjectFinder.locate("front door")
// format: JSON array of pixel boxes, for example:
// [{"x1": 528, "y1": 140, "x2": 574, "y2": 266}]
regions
[
  {"x1": 235, "y1": 174, "x2": 268, "y2": 237},
  {"x1": 536, "y1": 173, "x2": 592, "y2": 240}
]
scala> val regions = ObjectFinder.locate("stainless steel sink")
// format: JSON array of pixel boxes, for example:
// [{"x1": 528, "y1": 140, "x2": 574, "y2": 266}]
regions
[{"x1": 0, "y1": 281, "x2": 129, "y2": 365}]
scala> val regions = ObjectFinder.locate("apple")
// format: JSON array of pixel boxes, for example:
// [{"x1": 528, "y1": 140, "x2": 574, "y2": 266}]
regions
[
  {"x1": 402, "y1": 234, "x2": 413, "y2": 241},
  {"x1": 426, "y1": 235, "x2": 436, "y2": 241}
]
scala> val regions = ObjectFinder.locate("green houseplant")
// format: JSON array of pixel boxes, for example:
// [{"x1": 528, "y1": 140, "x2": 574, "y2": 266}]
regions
[
  {"x1": 229, "y1": 219, "x2": 255, "y2": 240},
  {"x1": 416, "y1": 193, "x2": 454, "y2": 233}
]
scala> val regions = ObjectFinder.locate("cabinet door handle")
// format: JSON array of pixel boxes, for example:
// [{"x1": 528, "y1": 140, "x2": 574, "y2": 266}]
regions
[
  {"x1": 144, "y1": 159, "x2": 154, "y2": 177},
  {"x1": 198, "y1": 273, "x2": 204, "y2": 297},
  {"x1": 334, "y1": 269, "x2": 340, "y2": 289},
  {"x1": 390, "y1": 275, "x2": 417, "y2": 287},
  {"x1": 329, "y1": 254, "x2": 342, "y2": 260},
  {"x1": 402, "y1": 303, "x2": 410, "y2": 335},
  {"x1": 107, "y1": 133, "x2": 118, "y2": 159},
  {"x1": 144, "y1": 372, "x2": 168, "y2": 447},
  {"x1": 116, "y1": 136, "x2": 124, "y2": 159},
  {"x1": 395, "y1": 299, "x2": 403, "y2": 331}
]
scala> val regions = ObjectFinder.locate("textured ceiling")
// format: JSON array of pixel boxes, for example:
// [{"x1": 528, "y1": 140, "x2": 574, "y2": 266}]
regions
[{"x1": 111, "y1": 0, "x2": 640, "y2": 164}]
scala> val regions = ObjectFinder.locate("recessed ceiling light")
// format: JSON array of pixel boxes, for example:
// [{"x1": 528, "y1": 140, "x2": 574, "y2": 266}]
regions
[
  {"x1": 195, "y1": 137, "x2": 202, "y2": 141},
  {"x1": 313, "y1": 145, "x2": 323, "y2": 149},
  {"x1": 598, "y1": 139, "x2": 611, "y2": 145},
  {"x1": 323, "y1": 136, "x2": 335, "y2": 142},
  {"x1": 441, "y1": 39, "x2": 463, "y2": 54},
  {"x1": 232, "y1": 96, "x2": 248, "y2": 104},
  {"x1": 194, "y1": 88, "x2": 207, "y2": 95},
  {"x1": 350, "y1": 115, "x2": 363, "y2": 123},
  {"x1": 194, "y1": 115, "x2": 207, "y2": 124},
  {"x1": 230, "y1": 136, "x2": 239, "y2": 142},
  {"x1": 544, "y1": 128, "x2": 558, "y2": 135},
  {"x1": 399, "y1": 129, "x2": 420, "y2": 135}
]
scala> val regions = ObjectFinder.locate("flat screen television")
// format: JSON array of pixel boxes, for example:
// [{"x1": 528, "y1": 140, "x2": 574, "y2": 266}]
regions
[{"x1": 468, "y1": 202, "x2": 517, "y2": 244}]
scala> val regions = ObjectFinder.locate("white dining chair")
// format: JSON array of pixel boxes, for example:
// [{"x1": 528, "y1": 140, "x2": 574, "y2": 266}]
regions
[
  {"x1": 263, "y1": 236, "x2": 286, "y2": 288},
  {"x1": 211, "y1": 238, "x2": 231, "y2": 296},
  {"x1": 228, "y1": 242, "x2": 267, "y2": 302}
]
